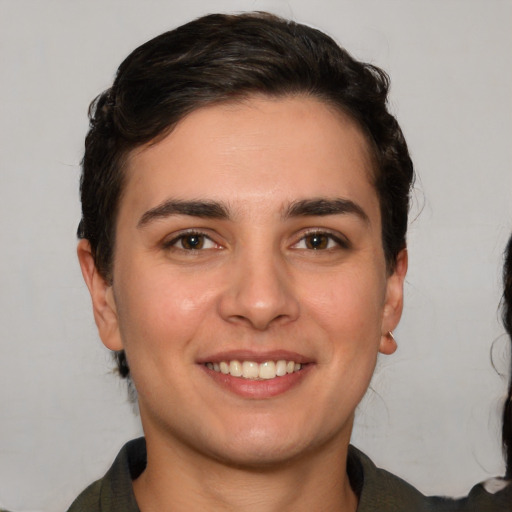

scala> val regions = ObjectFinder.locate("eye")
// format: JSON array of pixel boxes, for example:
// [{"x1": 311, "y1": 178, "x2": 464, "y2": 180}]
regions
[
  {"x1": 165, "y1": 232, "x2": 219, "y2": 251},
  {"x1": 293, "y1": 231, "x2": 348, "y2": 250}
]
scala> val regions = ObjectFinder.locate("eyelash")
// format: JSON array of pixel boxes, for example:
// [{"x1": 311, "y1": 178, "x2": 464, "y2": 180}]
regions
[
  {"x1": 163, "y1": 229, "x2": 349, "y2": 253},
  {"x1": 292, "y1": 230, "x2": 350, "y2": 251},
  {"x1": 163, "y1": 231, "x2": 220, "y2": 252}
]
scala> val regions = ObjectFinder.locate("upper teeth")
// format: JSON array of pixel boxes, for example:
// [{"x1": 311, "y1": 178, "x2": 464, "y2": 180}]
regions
[{"x1": 206, "y1": 360, "x2": 302, "y2": 380}]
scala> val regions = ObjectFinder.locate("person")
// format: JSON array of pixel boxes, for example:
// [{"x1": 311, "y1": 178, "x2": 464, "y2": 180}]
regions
[
  {"x1": 455, "y1": 235, "x2": 512, "y2": 511},
  {"x1": 502, "y1": 234, "x2": 512, "y2": 483},
  {"x1": 67, "y1": 12, "x2": 453, "y2": 511}
]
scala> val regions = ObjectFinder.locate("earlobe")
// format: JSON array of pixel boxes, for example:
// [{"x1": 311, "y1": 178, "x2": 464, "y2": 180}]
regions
[
  {"x1": 77, "y1": 239, "x2": 124, "y2": 351},
  {"x1": 379, "y1": 331, "x2": 397, "y2": 355},
  {"x1": 379, "y1": 248, "x2": 408, "y2": 355}
]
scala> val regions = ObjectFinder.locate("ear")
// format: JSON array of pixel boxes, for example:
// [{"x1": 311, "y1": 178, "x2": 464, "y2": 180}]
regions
[
  {"x1": 379, "y1": 248, "x2": 408, "y2": 355},
  {"x1": 77, "y1": 239, "x2": 124, "y2": 351}
]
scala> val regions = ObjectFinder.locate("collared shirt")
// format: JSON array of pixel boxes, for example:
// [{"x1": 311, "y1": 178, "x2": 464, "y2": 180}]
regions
[{"x1": 66, "y1": 437, "x2": 458, "y2": 511}]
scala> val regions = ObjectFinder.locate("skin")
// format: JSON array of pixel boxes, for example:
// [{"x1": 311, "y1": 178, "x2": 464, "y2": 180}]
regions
[{"x1": 78, "y1": 95, "x2": 407, "y2": 512}]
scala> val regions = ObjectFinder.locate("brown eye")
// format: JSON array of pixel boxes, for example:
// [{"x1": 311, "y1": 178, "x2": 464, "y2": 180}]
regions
[
  {"x1": 304, "y1": 233, "x2": 329, "y2": 250},
  {"x1": 165, "y1": 232, "x2": 218, "y2": 251},
  {"x1": 180, "y1": 234, "x2": 205, "y2": 250},
  {"x1": 292, "y1": 231, "x2": 349, "y2": 251}
]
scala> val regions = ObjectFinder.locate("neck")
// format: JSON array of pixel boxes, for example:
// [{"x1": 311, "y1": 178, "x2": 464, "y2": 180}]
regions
[{"x1": 133, "y1": 431, "x2": 358, "y2": 512}]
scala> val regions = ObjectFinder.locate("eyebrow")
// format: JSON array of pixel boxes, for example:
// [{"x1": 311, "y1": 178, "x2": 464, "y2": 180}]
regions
[
  {"x1": 137, "y1": 197, "x2": 369, "y2": 228},
  {"x1": 284, "y1": 198, "x2": 369, "y2": 223},
  {"x1": 137, "y1": 199, "x2": 229, "y2": 227}
]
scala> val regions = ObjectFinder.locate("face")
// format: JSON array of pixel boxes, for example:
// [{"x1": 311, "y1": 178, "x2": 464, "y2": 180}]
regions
[{"x1": 79, "y1": 96, "x2": 406, "y2": 467}]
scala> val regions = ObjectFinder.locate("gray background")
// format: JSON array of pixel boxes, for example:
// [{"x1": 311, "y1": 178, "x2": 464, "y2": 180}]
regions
[{"x1": 0, "y1": 0, "x2": 511, "y2": 510}]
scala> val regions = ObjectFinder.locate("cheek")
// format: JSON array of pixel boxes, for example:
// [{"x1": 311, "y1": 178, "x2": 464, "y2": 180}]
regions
[
  {"x1": 299, "y1": 267, "x2": 386, "y2": 389},
  {"x1": 303, "y1": 267, "x2": 386, "y2": 334},
  {"x1": 113, "y1": 265, "x2": 219, "y2": 353}
]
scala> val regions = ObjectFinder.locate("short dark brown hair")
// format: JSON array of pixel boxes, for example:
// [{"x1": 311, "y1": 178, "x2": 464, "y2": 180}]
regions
[{"x1": 78, "y1": 12, "x2": 414, "y2": 379}]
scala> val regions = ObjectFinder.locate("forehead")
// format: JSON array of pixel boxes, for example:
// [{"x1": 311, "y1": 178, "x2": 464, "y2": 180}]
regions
[{"x1": 121, "y1": 95, "x2": 379, "y2": 221}]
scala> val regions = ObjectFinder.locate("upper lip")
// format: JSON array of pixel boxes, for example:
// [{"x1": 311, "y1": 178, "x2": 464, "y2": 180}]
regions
[{"x1": 196, "y1": 350, "x2": 313, "y2": 365}]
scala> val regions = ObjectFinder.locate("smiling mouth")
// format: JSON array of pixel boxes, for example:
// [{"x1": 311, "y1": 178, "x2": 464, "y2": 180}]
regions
[{"x1": 205, "y1": 360, "x2": 302, "y2": 380}]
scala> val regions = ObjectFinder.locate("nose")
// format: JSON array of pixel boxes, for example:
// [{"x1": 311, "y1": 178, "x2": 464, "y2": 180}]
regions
[{"x1": 218, "y1": 250, "x2": 300, "y2": 331}]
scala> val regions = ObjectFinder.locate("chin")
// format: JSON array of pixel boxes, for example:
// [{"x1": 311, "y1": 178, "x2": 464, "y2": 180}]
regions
[
  {"x1": 205, "y1": 421, "x2": 327, "y2": 469},
  {"x1": 214, "y1": 441, "x2": 305, "y2": 469}
]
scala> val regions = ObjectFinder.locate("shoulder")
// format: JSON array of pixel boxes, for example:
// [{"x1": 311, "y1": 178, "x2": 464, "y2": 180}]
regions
[
  {"x1": 66, "y1": 480, "x2": 102, "y2": 512},
  {"x1": 348, "y1": 446, "x2": 458, "y2": 512},
  {"x1": 66, "y1": 438, "x2": 146, "y2": 512},
  {"x1": 456, "y1": 477, "x2": 512, "y2": 511}
]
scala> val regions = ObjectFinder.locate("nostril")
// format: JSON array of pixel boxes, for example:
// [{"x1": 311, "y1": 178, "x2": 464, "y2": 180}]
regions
[{"x1": 225, "y1": 311, "x2": 297, "y2": 331}]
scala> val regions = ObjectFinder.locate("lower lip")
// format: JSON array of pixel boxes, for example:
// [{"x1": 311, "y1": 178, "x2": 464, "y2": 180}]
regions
[{"x1": 201, "y1": 364, "x2": 312, "y2": 399}]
